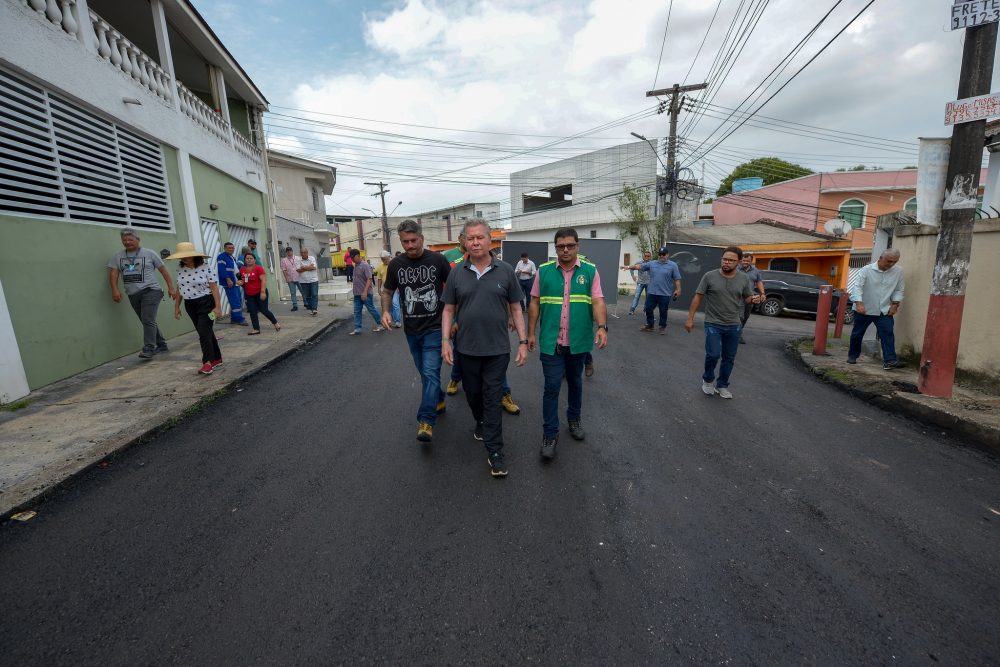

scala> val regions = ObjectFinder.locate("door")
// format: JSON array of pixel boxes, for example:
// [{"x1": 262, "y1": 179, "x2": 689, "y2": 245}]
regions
[{"x1": 200, "y1": 219, "x2": 230, "y2": 315}]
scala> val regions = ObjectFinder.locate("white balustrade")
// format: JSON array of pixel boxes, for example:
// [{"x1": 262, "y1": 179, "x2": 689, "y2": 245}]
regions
[
  {"x1": 25, "y1": 0, "x2": 81, "y2": 38},
  {"x1": 232, "y1": 130, "x2": 263, "y2": 168},
  {"x1": 88, "y1": 10, "x2": 172, "y2": 103},
  {"x1": 176, "y1": 82, "x2": 231, "y2": 143}
]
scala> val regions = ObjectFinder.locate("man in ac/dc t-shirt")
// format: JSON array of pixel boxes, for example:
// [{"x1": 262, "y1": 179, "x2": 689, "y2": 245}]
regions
[{"x1": 381, "y1": 220, "x2": 452, "y2": 442}]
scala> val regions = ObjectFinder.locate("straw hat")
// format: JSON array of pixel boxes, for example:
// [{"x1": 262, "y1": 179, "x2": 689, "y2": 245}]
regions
[{"x1": 165, "y1": 242, "x2": 209, "y2": 260}]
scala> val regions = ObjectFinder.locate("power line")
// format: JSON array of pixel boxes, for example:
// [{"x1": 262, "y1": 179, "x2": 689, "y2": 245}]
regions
[{"x1": 651, "y1": 0, "x2": 675, "y2": 90}]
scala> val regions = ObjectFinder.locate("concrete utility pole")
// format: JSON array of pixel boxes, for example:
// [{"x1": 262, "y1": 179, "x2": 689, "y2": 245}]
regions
[
  {"x1": 646, "y1": 83, "x2": 707, "y2": 245},
  {"x1": 364, "y1": 181, "x2": 392, "y2": 252},
  {"x1": 918, "y1": 21, "x2": 998, "y2": 398}
]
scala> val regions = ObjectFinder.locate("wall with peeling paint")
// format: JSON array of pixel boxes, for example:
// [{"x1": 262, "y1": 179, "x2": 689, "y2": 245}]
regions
[{"x1": 893, "y1": 221, "x2": 1000, "y2": 377}]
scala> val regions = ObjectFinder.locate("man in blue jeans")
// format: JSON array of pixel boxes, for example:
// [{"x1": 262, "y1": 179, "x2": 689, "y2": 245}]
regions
[
  {"x1": 624, "y1": 246, "x2": 682, "y2": 334},
  {"x1": 685, "y1": 246, "x2": 760, "y2": 399},
  {"x1": 627, "y1": 250, "x2": 652, "y2": 317},
  {"x1": 847, "y1": 248, "x2": 905, "y2": 370},
  {"x1": 381, "y1": 220, "x2": 452, "y2": 442},
  {"x1": 349, "y1": 249, "x2": 384, "y2": 335}
]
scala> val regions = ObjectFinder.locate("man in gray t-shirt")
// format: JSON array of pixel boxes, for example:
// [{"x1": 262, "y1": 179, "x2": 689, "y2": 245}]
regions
[
  {"x1": 108, "y1": 228, "x2": 176, "y2": 359},
  {"x1": 684, "y1": 247, "x2": 760, "y2": 399}
]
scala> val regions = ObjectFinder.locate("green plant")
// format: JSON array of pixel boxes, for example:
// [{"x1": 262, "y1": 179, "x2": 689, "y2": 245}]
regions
[
  {"x1": 1, "y1": 399, "x2": 30, "y2": 412},
  {"x1": 610, "y1": 183, "x2": 668, "y2": 253},
  {"x1": 716, "y1": 157, "x2": 813, "y2": 197}
]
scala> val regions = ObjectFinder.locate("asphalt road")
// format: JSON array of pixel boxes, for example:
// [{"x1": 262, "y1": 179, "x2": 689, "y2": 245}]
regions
[{"x1": 3, "y1": 308, "x2": 999, "y2": 665}]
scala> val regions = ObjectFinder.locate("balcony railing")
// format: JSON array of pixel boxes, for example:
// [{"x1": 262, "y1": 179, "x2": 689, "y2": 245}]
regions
[{"x1": 18, "y1": 0, "x2": 263, "y2": 170}]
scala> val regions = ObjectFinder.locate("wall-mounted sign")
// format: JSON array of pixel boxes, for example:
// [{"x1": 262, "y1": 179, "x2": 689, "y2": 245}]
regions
[
  {"x1": 951, "y1": 0, "x2": 1000, "y2": 30},
  {"x1": 944, "y1": 91, "x2": 1000, "y2": 125}
]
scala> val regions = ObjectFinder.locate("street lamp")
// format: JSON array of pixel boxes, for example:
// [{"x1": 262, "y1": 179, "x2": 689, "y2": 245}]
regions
[
  {"x1": 389, "y1": 201, "x2": 403, "y2": 216},
  {"x1": 631, "y1": 131, "x2": 672, "y2": 245}
]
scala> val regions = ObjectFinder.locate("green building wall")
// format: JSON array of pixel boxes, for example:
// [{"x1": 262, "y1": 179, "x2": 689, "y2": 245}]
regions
[{"x1": 0, "y1": 148, "x2": 269, "y2": 391}]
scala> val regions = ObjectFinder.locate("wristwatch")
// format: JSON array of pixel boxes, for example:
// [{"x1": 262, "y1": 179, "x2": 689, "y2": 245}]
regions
[
  {"x1": 597, "y1": 324, "x2": 608, "y2": 331},
  {"x1": 519, "y1": 339, "x2": 528, "y2": 345}
]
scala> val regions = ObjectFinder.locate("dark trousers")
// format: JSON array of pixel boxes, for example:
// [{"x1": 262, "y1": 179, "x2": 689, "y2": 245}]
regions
[
  {"x1": 183, "y1": 294, "x2": 221, "y2": 363},
  {"x1": 346, "y1": 264, "x2": 354, "y2": 282},
  {"x1": 298, "y1": 282, "x2": 319, "y2": 311},
  {"x1": 740, "y1": 302, "x2": 753, "y2": 330},
  {"x1": 127, "y1": 287, "x2": 166, "y2": 351},
  {"x1": 540, "y1": 346, "x2": 587, "y2": 438},
  {"x1": 645, "y1": 293, "x2": 671, "y2": 328},
  {"x1": 460, "y1": 352, "x2": 509, "y2": 456},
  {"x1": 848, "y1": 313, "x2": 897, "y2": 363},
  {"x1": 246, "y1": 292, "x2": 277, "y2": 330},
  {"x1": 519, "y1": 278, "x2": 534, "y2": 309},
  {"x1": 451, "y1": 341, "x2": 511, "y2": 393}
]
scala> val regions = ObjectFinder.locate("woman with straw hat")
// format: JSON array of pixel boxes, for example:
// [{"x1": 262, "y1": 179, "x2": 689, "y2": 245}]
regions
[{"x1": 167, "y1": 242, "x2": 223, "y2": 375}]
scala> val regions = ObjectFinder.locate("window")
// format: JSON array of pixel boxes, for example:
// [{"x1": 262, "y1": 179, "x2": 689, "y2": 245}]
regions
[
  {"x1": 590, "y1": 230, "x2": 597, "y2": 238},
  {"x1": 838, "y1": 198, "x2": 867, "y2": 229},
  {"x1": 475, "y1": 209, "x2": 483, "y2": 218},
  {"x1": 903, "y1": 197, "x2": 917, "y2": 213},
  {"x1": 623, "y1": 253, "x2": 631, "y2": 265},
  {"x1": 523, "y1": 184, "x2": 572, "y2": 213},
  {"x1": 769, "y1": 258, "x2": 799, "y2": 272},
  {"x1": 0, "y1": 68, "x2": 172, "y2": 229},
  {"x1": 311, "y1": 188, "x2": 319, "y2": 212}
]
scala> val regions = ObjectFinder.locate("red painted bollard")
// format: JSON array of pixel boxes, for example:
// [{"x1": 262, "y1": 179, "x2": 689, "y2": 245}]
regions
[
  {"x1": 813, "y1": 285, "x2": 834, "y2": 356},
  {"x1": 833, "y1": 289, "x2": 848, "y2": 340}
]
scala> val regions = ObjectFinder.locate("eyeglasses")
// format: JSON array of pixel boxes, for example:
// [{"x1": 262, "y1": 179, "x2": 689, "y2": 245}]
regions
[{"x1": 555, "y1": 243, "x2": 578, "y2": 251}]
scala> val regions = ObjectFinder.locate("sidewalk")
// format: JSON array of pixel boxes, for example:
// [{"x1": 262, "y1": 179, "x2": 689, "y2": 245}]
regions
[
  {"x1": 0, "y1": 292, "x2": 356, "y2": 518},
  {"x1": 790, "y1": 337, "x2": 1000, "y2": 455}
]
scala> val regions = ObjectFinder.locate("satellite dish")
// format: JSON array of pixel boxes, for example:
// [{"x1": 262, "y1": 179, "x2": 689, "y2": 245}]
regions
[{"x1": 823, "y1": 218, "x2": 851, "y2": 237}]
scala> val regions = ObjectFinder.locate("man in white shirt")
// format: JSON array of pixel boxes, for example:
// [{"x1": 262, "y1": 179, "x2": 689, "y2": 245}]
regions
[
  {"x1": 296, "y1": 247, "x2": 320, "y2": 315},
  {"x1": 847, "y1": 248, "x2": 905, "y2": 370},
  {"x1": 514, "y1": 252, "x2": 537, "y2": 310}
]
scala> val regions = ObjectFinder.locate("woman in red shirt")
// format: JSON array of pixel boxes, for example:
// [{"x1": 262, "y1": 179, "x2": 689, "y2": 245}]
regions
[{"x1": 239, "y1": 253, "x2": 280, "y2": 335}]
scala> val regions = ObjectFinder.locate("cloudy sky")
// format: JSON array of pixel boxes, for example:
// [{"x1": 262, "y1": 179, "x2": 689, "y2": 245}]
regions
[{"x1": 193, "y1": 0, "x2": 992, "y2": 221}]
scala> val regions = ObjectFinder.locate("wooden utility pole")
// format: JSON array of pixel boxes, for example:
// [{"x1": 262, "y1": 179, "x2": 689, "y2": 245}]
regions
[
  {"x1": 646, "y1": 83, "x2": 707, "y2": 244},
  {"x1": 364, "y1": 181, "x2": 392, "y2": 252},
  {"x1": 918, "y1": 21, "x2": 998, "y2": 397}
]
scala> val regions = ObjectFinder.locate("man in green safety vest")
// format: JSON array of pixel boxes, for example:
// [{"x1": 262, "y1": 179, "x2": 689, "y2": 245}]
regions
[{"x1": 527, "y1": 227, "x2": 609, "y2": 461}]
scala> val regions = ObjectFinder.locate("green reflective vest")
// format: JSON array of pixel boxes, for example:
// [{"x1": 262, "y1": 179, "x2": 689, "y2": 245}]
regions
[{"x1": 537, "y1": 259, "x2": 596, "y2": 355}]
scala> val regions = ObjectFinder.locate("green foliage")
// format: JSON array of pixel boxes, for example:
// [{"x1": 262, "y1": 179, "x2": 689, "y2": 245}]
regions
[
  {"x1": 836, "y1": 165, "x2": 883, "y2": 172},
  {"x1": 0, "y1": 399, "x2": 30, "y2": 412},
  {"x1": 703, "y1": 197, "x2": 714, "y2": 204},
  {"x1": 716, "y1": 157, "x2": 813, "y2": 197},
  {"x1": 610, "y1": 183, "x2": 667, "y2": 253}
]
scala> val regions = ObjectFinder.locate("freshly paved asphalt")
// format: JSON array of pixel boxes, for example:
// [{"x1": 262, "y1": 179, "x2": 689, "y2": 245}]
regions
[{"x1": 2, "y1": 307, "x2": 999, "y2": 665}]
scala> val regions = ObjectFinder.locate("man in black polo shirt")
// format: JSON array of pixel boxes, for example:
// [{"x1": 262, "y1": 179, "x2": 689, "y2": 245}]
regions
[{"x1": 442, "y1": 219, "x2": 527, "y2": 478}]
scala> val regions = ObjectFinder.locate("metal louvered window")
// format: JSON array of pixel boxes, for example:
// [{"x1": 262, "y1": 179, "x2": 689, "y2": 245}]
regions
[{"x1": 0, "y1": 68, "x2": 172, "y2": 230}]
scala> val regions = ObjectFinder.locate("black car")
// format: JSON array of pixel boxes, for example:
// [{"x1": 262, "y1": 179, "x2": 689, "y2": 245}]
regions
[{"x1": 757, "y1": 270, "x2": 854, "y2": 324}]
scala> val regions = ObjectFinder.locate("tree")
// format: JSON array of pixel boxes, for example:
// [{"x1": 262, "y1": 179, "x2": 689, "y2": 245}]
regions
[
  {"x1": 610, "y1": 183, "x2": 667, "y2": 253},
  {"x1": 716, "y1": 157, "x2": 813, "y2": 197},
  {"x1": 836, "y1": 164, "x2": 883, "y2": 172}
]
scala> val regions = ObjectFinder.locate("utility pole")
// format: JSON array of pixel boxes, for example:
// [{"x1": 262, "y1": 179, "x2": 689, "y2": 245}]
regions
[
  {"x1": 918, "y1": 21, "x2": 998, "y2": 398},
  {"x1": 646, "y1": 83, "x2": 707, "y2": 245},
  {"x1": 364, "y1": 181, "x2": 392, "y2": 252}
]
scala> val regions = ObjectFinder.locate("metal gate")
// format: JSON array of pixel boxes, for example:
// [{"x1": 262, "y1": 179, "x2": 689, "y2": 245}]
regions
[
  {"x1": 200, "y1": 219, "x2": 230, "y2": 315},
  {"x1": 227, "y1": 224, "x2": 255, "y2": 262}
]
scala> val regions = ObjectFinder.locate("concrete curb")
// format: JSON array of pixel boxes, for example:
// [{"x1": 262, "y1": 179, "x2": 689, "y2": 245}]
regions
[
  {"x1": 0, "y1": 314, "x2": 348, "y2": 521},
  {"x1": 786, "y1": 338, "x2": 1000, "y2": 456}
]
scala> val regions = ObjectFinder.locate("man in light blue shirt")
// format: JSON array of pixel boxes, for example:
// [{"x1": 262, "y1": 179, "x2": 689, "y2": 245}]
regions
[
  {"x1": 847, "y1": 248, "x2": 905, "y2": 369},
  {"x1": 624, "y1": 246, "x2": 682, "y2": 334}
]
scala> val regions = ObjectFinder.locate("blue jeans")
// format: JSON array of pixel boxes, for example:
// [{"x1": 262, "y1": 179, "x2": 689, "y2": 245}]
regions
[
  {"x1": 703, "y1": 323, "x2": 741, "y2": 388},
  {"x1": 406, "y1": 329, "x2": 445, "y2": 425},
  {"x1": 848, "y1": 313, "x2": 897, "y2": 363},
  {"x1": 391, "y1": 291, "x2": 401, "y2": 324},
  {"x1": 519, "y1": 278, "x2": 534, "y2": 309},
  {"x1": 353, "y1": 293, "x2": 382, "y2": 331},
  {"x1": 540, "y1": 346, "x2": 587, "y2": 438},
  {"x1": 299, "y1": 281, "x2": 319, "y2": 311},
  {"x1": 645, "y1": 293, "x2": 671, "y2": 328},
  {"x1": 630, "y1": 283, "x2": 648, "y2": 313},
  {"x1": 223, "y1": 283, "x2": 244, "y2": 323},
  {"x1": 286, "y1": 281, "x2": 299, "y2": 307},
  {"x1": 451, "y1": 340, "x2": 511, "y2": 393}
]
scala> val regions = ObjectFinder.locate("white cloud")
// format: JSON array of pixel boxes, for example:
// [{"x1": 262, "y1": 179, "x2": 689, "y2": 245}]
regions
[{"x1": 270, "y1": 0, "x2": 990, "y2": 216}]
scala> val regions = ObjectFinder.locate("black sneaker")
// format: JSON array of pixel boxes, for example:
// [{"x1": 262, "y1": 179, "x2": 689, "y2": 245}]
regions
[
  {"x1": 474, "y1": 421, "x2": 484, "y2": 441},
  {"x1": 138, "y1": 348, "x2": 154, "y2": 359},
  {"x1": 883, "y1": 360, "x2": 903, "y2": 370},
  {"x1": 540, "y1": 436, "x2": 557, "y2": 460},
  {"x1": 290, "y1": 306, "x2": 299, "y2": 312},
  {"x1": 155, "y1": 344, "x2": 169, "y2": 353},
  {"x1": 846, "y1": 357, "x2": 857, "y2": 364},
  {"x1": 568, "y1": 419, "x2": 585, "y2": 441},
  {"x1": 487, "y1": 452, "x2": 508, "y2": 477}
]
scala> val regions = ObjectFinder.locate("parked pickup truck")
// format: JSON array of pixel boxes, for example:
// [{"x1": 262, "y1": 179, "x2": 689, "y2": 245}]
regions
[{"x1": 757, "y1": 270, "x2": 854, "y2": 324}]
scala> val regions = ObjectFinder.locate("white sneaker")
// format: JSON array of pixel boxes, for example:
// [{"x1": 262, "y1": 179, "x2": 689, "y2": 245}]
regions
[
  {"x1": 372, "y1": 326, "x2": 385, "y2": 332},
  {"x1": 701, "y1": 382, "x2": 717, "y2": 396},
  {"x1": 718, "y1": 388, "x2": 733, "y2": 399}
]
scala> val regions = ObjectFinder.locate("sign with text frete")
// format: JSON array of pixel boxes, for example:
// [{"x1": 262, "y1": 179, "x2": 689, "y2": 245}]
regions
[
  {"x1": 951, "y1": 0, "x2": 1000, "y2": 30},
  {"x1": 944, "y1": 91, "x2": 1000, "y2": 125}
]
